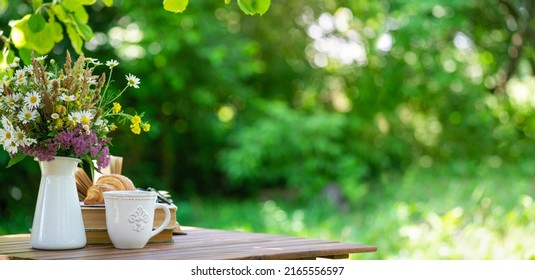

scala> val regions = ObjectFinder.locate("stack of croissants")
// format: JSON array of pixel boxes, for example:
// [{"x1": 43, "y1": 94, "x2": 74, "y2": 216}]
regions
[
  {"x1": 75, "y1": 155, "x2": 138, "y2": 205},
  {"x1": 82, "y1": 174, "x2": 136, "y2": 205},
  {"x1": 75, "y1": 164, "x2": 136, "y2": 205}
]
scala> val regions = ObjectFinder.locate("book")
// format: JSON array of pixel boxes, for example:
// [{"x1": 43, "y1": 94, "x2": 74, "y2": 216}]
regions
[
  {"x1": 75, "y1": 155, "x2": 186, "y2": 244},
  {"x1": 81, "y1": 204, "x2": 184, "y2": 245},
  {"x1": 85, "y1": 227, "x2": 177, "y2": 245},
  {"x1": 81, "y1": 204, "x2": 178, "y2": 229}
]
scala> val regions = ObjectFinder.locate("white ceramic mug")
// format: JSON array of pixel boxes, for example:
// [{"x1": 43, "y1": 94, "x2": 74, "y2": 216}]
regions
[{"x1": 103, "y1": 190, "x2": 171, "y2": 249}]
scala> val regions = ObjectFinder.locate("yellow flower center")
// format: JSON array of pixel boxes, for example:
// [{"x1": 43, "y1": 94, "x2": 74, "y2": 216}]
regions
[{"x1": 81, "y1": 116, "x2": 91, "y2": 125}]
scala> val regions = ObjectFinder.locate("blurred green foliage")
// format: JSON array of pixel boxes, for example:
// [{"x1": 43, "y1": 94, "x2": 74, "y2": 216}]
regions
[
  {"x1": 184, "y1": 161, "x2": 535, "y2": 259},
  {"x1": 1, "y1": 0, "x2": 535, "y2": 260}
]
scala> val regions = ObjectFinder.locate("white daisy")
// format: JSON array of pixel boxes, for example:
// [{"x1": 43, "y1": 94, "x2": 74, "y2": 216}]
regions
[
  {"x1": 12, "y1": 127, "x2": 24, "y2": 144},
  {"x1": 106, "y1": 59, "x2": 119, "y2": 68},
  {"x1": 22, "y1": 65, "x2": 33, "y2": 72},
  {"x1": 2, "y1": 75, "x2": 11, "y2": 84},
  {"x1": 5, "y1": 95, "x2": 18, "y2": 111},
  {"x1": 34, "y1": 55, "x2": 47, "y2": 61},
  {"x1": 25, "y1": 137, "x2": 37, "y2": 146},
  {"x1": 125, "y1": 74, "x2": 140, "y2": 89},
  {"x1": 68, "y1": 112, "x2": 81, "y2": 124},
  {"x1": 0, "y1": 128, "x2": 13, "y2": 143},
  {"x1": 51, "y1": 113, "x2": 60, "y2": 119},
  {"x1": 8, "y1": 57, "x2": 20, "y2": 68},
  {"x1": 3, "y1": 139, "x2": 18, "y2": 154},
  {"x1": 94, "y1": 118, "x2": 105, "y2": 126},
  {"x1": 1, "y1": 116, "x2": 12, "y2": 130},
  {"x1": 24, "y1": 91, "x2": 41, "y2": 109},
  {"x1": 12, "y1": 126, "x2": 34, "y2": 146},
  {"x1": 17, "y1": 107, "x2": 38, "y2": 124},
  {"x1": 14, "y1": 69, "x2": 26, "y2": 85},
  {"x1": 79, "y1": 110, "x2": 94, "y2": 124},
  {"x1": 60, "y1": 94, "x2": 77, "y2": 102},
  {"x1": 85, "y1": 58, "x2": 101, "y2": 65}
]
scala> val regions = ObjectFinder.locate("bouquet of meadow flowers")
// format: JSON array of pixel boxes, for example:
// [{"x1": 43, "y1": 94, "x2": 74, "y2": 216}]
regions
[{"x1": 0, "y1": 52, "x2": 150, "y2": 169}]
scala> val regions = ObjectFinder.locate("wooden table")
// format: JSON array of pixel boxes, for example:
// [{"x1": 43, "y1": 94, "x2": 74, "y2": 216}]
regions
[{"x1": 0, "y1": 226, "x2": 376, "y2": 260}]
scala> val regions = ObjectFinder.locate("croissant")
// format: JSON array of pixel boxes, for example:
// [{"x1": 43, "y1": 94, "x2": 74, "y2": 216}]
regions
[
  {"x1": 96, "y1": 174, "x2": 136, "y2": 191},
  {"x1": 83, "y1": 184, "x2": 118, "y2": 205}
]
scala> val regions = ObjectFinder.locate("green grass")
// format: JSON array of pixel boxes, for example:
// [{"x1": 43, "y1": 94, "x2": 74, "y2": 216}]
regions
[{"x1": 178, "y1": 160, "x2": 535, "y2": 260}]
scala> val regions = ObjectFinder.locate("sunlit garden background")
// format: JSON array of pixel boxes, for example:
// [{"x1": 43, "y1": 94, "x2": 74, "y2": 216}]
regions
[{"x1": 2, "y1": 0, "x2": 535, "y2": 259}]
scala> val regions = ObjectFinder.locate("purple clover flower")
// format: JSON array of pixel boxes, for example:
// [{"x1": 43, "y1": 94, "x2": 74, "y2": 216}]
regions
[
  {"x1": 22, "y1": 124, "x2": 111, "y2": 169},
  {"x1": 22, "y1": 139, "x2": 58, "y2": 162}
]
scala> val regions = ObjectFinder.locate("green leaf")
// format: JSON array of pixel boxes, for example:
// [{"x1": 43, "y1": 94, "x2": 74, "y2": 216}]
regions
[
  {"x1": 73, "y1": 5, "x2": 89, "y2": 23},
  {"x1": 62, "y1": 0, "x2": 82, "y2": 11},
  {"x1": 63, "y1": 0, "x2": 96, "y2": 8},
  {"x1": 18, "y1": 48, "x2": 31, "y2": 65},
  {"x1": 9, "y1": 17, "x2": 29, "y2": 48},
  {"x1": 101, "y1": 0, "x2": 113, "y2": 7},
  {"x1": 32, "y1": 25, "x2": 57, "y2": 53},
  {"x1": 28, "y1": 14, "x2": 46, "y2": 33},
  {"x1": 163, "y1": 0, "x2": 188, "y2": 13},
  {"x1": 52, "y1": 5, "x2": 70, "y2": 23},
  {"x1": 51, "y1": 21, "x2": 64, "y2": 42},
  {"x1": 9, "y1": 15, "x2": 56, "y2": 54},
  {"x1": 237, "y1": 0, "x2": 270, "y2": 15},
  {"x1": 73, "y1": 16, "x2": 93, "y2": 41},
  {"x1": 67, "y1": 24, "x2": 83, "y2": 54},
  {"x1": 6, "y1": 154, "x2": 26, "y2": 168},
  {"x1": 224, "y1": 0, "x2": 231, "y2": 4},
  {"x1": 32, "y1": 0, "x2": 43, "y2": 11}
]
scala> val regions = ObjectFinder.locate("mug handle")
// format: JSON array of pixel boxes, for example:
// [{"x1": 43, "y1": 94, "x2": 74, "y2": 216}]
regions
[{"x1": 150, "y1": 203, "x2": 171, "y2": 238}]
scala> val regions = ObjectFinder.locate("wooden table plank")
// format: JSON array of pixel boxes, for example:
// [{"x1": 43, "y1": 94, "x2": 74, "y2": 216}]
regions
[{"x1": 0, "y1": 226, "x2": 376, "y2": 260}]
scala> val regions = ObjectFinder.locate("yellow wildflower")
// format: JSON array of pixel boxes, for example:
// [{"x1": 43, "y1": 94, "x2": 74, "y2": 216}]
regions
[
  {"x1": 112, "y1": 102, "x2": 121, "y2": 114},
  {"x1": 55, "y1": 105, "x2": 66, "y2": 115},
  {"x1": 131, "y1": 115, "x2": 141, "y2": 125},
  {"x1": 110, "y1": 124, "x2": 117, "y2": 131},
  {"x1": 55, "y1": 119, "x2": 64, "y2": 129},
  {"x1": 130, "y1": 123, "x2": 141, "y2": 134},
  {"x1": 141, "y1": 122, "x2": 151, "y2": 132}
]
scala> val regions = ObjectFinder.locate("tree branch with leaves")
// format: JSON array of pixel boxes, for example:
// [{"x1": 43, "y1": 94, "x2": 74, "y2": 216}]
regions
[{"x1": 0, "y1": 0, "x2": 270, "y2": 71}]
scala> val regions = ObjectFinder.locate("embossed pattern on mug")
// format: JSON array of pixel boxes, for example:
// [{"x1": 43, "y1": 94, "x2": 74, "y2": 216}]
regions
[{"x1": 128, "y1": 206, "x2": 149, "y2": 232}]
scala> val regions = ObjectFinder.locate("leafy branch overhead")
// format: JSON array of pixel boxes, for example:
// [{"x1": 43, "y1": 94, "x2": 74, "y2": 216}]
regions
[
  {"x1": 0, "y1": 0, "x2": 270, "y2": 67},
  {"x1": 163, "y1": 0, "x2": 270, "y2": 15}
]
